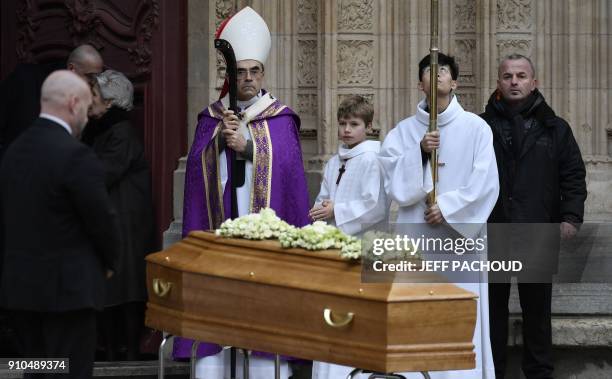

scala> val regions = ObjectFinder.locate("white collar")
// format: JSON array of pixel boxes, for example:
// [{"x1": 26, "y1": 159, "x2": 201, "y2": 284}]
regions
[
  {"x1": 338, "y1": 140, "x2": 380, "y2": 160},
  {"x1": 39, "y1": 113, "x2": 73, "y2": 135},
  {"x1": 221, "y1": 91, "x2": 276, "y2": 124},
  {"x1": 237, "y1": 91, "x2": 263, "y2": 111},
  {"x1": 415, "y1": 94, "x2": 463, "y2": 127}
]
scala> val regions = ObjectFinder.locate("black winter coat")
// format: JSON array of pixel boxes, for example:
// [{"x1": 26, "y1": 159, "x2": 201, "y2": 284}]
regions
[
  {"x1": 480, "y1": 89, "x2": 587, "y2": 276},
  {"x1": 481, "y1": 89, "x2": 586, "y2": 224},
  {"x1": 82, "y1": 108, "x2": 154, "y2": 306}
]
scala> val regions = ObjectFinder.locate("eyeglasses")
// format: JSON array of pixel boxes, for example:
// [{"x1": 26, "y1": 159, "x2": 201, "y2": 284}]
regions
[{"x1": 236, "y1": 67, "x2": 264, "y2": 79}]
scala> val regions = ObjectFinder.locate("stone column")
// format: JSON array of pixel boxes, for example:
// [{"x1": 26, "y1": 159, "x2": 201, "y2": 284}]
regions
[
  {"x1": 163, "y1": 0, "x2": 213, "y2": 247},
  {"x1": 568, "y1": 0, "x2": 612, "y2": 220}
]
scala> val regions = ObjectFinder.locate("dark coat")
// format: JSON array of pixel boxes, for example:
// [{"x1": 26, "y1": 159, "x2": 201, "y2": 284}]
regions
[
  {"x1": 0, "y1": 62, "x2": 64, "y2": 283},
  {"x1": 0, "y1": 62, "x2": 64, "y2": 158},
  {"x1": 82, "y1": 108, "x2": 154, "y2": 306},
  {"x1": 481, "y1": 89, "x2": 587, "y2": 276},
  {"x1": 0, "y1": 118, "x2": 121, "y2": 311}
]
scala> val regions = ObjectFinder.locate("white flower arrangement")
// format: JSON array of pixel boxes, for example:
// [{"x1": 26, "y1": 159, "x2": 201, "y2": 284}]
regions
[
  {"x1": 278, "y1": 221, "x2": 361, "y2": 260},
  {"x1": 216, "y1": 208, "x2": 361, "y2": 260},
  {"x1": 215, "y1": 208, "x2": 294, "y2": 240}
]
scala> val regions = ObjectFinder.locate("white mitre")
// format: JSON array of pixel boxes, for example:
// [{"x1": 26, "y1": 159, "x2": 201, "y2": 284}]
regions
[{"x1": 216, "y1": 6, "x2": 271, "y2": 65}]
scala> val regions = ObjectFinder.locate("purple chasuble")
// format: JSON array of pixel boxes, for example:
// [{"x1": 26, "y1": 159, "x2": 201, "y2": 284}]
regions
[{"x1": 174, "y1": 94, "x2": 310, "y2": 360}]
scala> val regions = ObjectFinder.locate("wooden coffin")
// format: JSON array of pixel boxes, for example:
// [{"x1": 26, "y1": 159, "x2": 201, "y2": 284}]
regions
[{"x1": 146, "y1": 231, "x2": 476, "y2": 373}]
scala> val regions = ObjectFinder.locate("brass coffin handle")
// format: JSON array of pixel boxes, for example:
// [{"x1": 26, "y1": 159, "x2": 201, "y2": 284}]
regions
[
  {"x1": 323, "y1": 308, "x2": 354, "y2": 328},
  {"x1": 152, "y1": 278, "x2": 173, "y2": 298}
]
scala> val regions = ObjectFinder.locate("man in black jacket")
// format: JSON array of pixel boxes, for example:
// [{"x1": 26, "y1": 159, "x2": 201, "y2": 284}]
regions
[
  {"x1": 0, "y1": 70, "x2": 120, "y2": 379},
  {"x1": 481, "y1": 54, "x2": 587, "y2": 379}
]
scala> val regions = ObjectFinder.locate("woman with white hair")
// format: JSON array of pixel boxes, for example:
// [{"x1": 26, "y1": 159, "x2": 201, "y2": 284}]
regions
[{"x1": 83, "y1": 69, "x2": 154, "y2": 361}]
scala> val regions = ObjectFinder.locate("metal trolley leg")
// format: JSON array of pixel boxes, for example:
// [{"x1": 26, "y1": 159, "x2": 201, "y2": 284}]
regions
[
  {"x1": 190, "y1": 340, "x2": 199, "y2": 379},
  {"x1": 347, "y1": 368, "x2": 364, "y2": 378},
  {"x1": 158, "y1": 333, "x2": 173, "y2": 379},
  {"x1": 274, "y1": 354, "x2": 281, "y2": 379},
  {"x1": 230, "y1": 347, "x2": 237, "y2": 379},
  {"x1": 347, "y1": 368, "x2": 430, "y2": 379},
  {"x1": 241, "y1": 349, "x2": 250, "y2": 379},
  {"x1": 189, "y1": 343, "x2": 259, "y2": 379}
]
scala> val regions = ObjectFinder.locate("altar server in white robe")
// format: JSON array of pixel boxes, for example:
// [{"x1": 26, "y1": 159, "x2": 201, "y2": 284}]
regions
[
  {"x1": 310, "y1": 97, "x2": 390, "y2": 378},
  {"x1": 309, "y1": 95, "x2": 388, "y2": 234},
  {"x1": 314, "y1": 54, "x2": 499, "y2": 379}
]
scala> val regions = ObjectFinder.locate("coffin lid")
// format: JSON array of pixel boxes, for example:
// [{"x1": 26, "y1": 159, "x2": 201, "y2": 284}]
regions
[{"x1": 146, "y1": 231, "x2": 476, "y2": 303}]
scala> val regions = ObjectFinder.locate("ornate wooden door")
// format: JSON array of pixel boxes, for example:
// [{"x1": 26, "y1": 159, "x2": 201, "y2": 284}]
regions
[{"x1": 1, "y1": 0, "x2": 187, "y2": 245}]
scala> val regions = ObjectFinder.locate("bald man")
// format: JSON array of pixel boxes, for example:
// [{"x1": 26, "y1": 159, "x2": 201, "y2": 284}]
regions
[
  {"x1": 0, "y1": 70, "x2": 120, "y2": 379},
  {"x1": 0, "y1": 44, "x2": 104, "y2": 156},
  {"x1": 67, "y1": 44, "x2": 104, "y2": 79}
]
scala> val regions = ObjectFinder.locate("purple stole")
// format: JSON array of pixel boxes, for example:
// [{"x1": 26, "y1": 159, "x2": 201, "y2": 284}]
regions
[{"x1": 201, "y1": 99, "x2": 286, "y2": 228}]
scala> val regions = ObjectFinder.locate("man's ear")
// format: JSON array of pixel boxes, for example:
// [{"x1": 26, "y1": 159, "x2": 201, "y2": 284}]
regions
[
  {"x1": 366, "y1": 122, "x2": 373, "y2": 131},
  {"x1": 451, "y1": 79, "x2": 458, "y2": 91},
  {"x1": 417, "y1": 81, "x2": 424, "y2": 92},
  {"x1": 105, "y1": 99, "x2": 113, "y2": 110},
  {"x1": 68, "y1": 96, "x2": 78, "y2": 116}
]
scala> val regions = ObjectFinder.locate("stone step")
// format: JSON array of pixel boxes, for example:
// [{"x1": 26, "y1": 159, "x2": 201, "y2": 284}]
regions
[
  {"x1": 507, "y1": 316, "x2": 612, "y2": 347},
  {"x1": 504, "y1": 317, "x2": 612, "y2": 378},
  {"x1": 506, "y1": 347, "x2": 612, "y2": 379}
]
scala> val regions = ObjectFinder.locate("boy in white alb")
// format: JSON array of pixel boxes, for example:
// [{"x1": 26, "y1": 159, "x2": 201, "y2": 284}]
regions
[
  {"x1": 310, "y1": 95, "x2": 388, "y2": 379},
  {"x1": 309, "y1": 95, "x2": 387, "y2": 235}
]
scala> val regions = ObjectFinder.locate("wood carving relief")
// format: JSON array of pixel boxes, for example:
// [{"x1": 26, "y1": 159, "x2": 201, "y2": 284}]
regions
[
  {"x1": 297, "y1": 0, "x2": 317, "y2": 34},
  {"x1": 337, "y1": 40, "x2": 374, "y2": 86},
  {"x1": 126, "y1": 0, "x2": 160, "y2": 77},
  {"x1": 297, "y1": 93, "x2": 318, "y2": 117},
  {"x1": 454, "y1": 39, "x2": 476, "y2": 86},
  {"x1": 454, "y1": 0, "x2": 476, "y2": 33},
  {"x1": 65, "y1": 0, "x2": 102, "y2": 47},
  {"x1": 216, "y1": 0, "x2": 235, "y2": 29},
  {"x1": 337, "y1": 0, "x2": 374, "y2": 32},
  {"x1": 456, "y1": 92, "x2": 477, "y2": 114},
  {"x1": 15, "y1": 1, "x2": 38, "y2": 63},
  {"x1": 298, "y1": 39, "x2": 318, "y2": 87},
  {"x1": 497, "y1": 39, "x2": 532, "y2": 62},
  {"x1": 496, "y1": 0, "x2": 533, "y2": 31},
  {"x1": 15, "y1": 0, "x2": 160, "y2": 78},
  {"x1": 337, "y1": 93, "x2": 374, "y2": 106}
]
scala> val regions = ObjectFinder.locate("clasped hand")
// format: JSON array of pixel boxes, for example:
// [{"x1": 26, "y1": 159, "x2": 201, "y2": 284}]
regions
[
  {"x1": 309, "y1": 200, "x2": 334, "y2": 222},
  {"x1": 222, "y1": 109, "x2": 247, "y2": 153}
]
